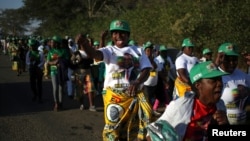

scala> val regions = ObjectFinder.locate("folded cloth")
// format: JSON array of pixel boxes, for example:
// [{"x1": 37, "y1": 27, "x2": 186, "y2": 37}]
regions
[{"x1": 147, "y1": 120, "x2": 179, "y2": 141}]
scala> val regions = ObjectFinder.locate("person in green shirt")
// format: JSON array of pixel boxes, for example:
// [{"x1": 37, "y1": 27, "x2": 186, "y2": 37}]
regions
[{"x1": 47, "y1": 35, "x2": 69, "y2": 111}]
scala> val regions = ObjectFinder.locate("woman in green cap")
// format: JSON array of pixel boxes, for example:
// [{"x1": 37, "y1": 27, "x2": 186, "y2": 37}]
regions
[
  {"x1": 147, "y1": 61, "x2": 229, "y2": 141},
  {"x1": 75, "y1": 19, "x2": 152, "y2": 141},
  {"x1": 200, "y1": 48, "x2": 213, "y2": 62},
  {"x1": 173, "y1": 38, "x2": 199, "y2": 99},
  {"x1": 142, "y1": 42, "x2": 160, "y2": 116},
  {"x1": 47, "y1": 35, "x2": 69, "y2": 111}
]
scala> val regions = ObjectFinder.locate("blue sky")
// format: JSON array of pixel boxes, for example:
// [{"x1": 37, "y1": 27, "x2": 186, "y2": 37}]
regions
[{"x1": 0, "y1": 0, "x2": 23, "y2": 10}]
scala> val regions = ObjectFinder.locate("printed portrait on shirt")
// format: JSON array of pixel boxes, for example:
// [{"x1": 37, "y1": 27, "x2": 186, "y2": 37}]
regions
[{"x1": 116, "y1": 53, "x2": 139, "y2": 69}]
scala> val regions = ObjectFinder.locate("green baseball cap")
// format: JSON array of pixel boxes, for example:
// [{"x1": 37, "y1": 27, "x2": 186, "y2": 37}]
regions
[
  {"x1": 218, "y1": 43, "x2": 239, "y2": 56},
  {"x1": 159, "y1": 45, "x2": 167, "y2": 51},
  {"x1": 93, "y1": 41, "x2": 99, "y2": 46},
  {"x1": 202, "y1": 48, "x2": 212, "y2": 55},
  {"x1": 182, "y1": 38, "x2": 194, "y2": 47},
  {"x1": 143, "y1": 41, "x2": 153, "y2": 50},
  {"x1": 109, "y1": 20, "x2": 130, "y2": 32},
  {"x1": 190, "y1": 61, "x2": 229, "y2": 84},
  {"x1": 52, "y1": 35, "x2": 62, "y2": 43},
  {"x1": 106, "y1": 41, "x2": 113, "y2": 46},
  {"x1": 28, "y1": 39, "x2": 37, "y2": 47},
  {"x1": 128, "y1": 40, "x2": 136, "y2": 46}
]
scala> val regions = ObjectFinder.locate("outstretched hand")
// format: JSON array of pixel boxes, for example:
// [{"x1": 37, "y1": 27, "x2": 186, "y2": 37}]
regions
[{"x1": 101, "y1": 30, "x2": 109, "y2": 39}]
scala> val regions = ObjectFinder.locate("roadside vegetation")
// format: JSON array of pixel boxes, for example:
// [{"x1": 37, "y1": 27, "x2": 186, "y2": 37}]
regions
[{"x1": 0, "y1": 0, "x2": 250, "y2": 69}]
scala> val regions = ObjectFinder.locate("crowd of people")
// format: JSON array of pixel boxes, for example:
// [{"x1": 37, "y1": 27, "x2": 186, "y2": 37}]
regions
[{"x1": 1, "y1": 19, "x2": 250, "y2": 141}]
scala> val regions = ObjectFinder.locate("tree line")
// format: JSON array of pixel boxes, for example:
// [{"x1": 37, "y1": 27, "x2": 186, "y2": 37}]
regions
[{"x1": 0, "y1": 0, "x2": 250, "y2": 68}]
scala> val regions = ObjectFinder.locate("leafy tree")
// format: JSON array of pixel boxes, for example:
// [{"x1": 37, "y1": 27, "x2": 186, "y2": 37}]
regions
[{"x1": 0, "y1": 9, "x2": 30, "y2": 36}]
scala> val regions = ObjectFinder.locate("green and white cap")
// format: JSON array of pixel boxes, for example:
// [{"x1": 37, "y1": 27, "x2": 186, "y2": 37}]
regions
[
  {"x1": 202, "y1": 48, "x2": 212, "y2": 55},
  {"x1": 128, "y1": 40, "x2": 136, "y2": 46},
  {"x1": 143, "y1": 41, "x2": 153, "y2": 50},
  {"x1": 190, "y1": 61, "x2": 228, "y2": 84},
  {"x1": 93, "y1": 41, "x2": 99, "y2": 46},
  {"x1": 109, "y1": 20, "x2": 130, "y2": 32},
  {"x1": 159, "y1": 45, "x2": 167, "y2": 51},
  {"x1": 218, "y1": 42, "x2": 239, "y2": 56},
  {"x1": 52, "y1": 35, "x2": 62, "y2": 43},
  {"x1": 28, "y1": 39, "x2": 37, "y2": 47},
  {"x1": 182, "y1": 38, "x2": 194, "y2": 47}
]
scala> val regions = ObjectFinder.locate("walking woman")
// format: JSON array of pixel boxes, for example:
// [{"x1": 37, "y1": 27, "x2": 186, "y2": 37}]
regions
[
  {"x1": 147, "y1": 61, "x2": 229, "y2": 141},
  {"x1": 75, "y1": 20, "x2": 152, "y2": 141},
  {"x1": 47, "y1": 35, "x2": 69, "y2": 111}
]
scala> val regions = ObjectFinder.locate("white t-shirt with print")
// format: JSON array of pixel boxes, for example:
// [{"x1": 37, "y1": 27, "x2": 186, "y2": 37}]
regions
[
  {"x1": 175, "y1": 53, "x2": 199, "y2": 77},
  {"x1": 220, "y1": 68, "x2": 250, "y2": 125},
  {"x1": 99, "y1": 45, "x2": 152, "y2": 91}
]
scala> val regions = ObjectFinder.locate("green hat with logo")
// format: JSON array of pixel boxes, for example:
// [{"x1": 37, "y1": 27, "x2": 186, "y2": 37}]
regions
[
  {"x1": 159, "y1": 45, "x2": 167, "y2": 51},
  {"x1": 52, "y1": 35, "x2": 62, "y2": 43},
  {"x1": 190, "y1": 61, "x2": 229, "y2": 84},
  {"x1": 218, "y1": 43, "x2": 239, "y2": 56},
  {"x1": 202, "y1": 48, "x2": 212, "y2": 55},
  {"x1": 182, "y1": 38, "x2": 194, "y2": 47},
  {"x1": 28, "y1": 39, "x2": 37, "y2": 47},
  {"x1": 109, "y1": 20, "x2": 130, "y2": 32}
]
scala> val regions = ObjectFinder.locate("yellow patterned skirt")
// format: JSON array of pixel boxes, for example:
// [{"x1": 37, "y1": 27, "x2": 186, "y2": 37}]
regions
[
  {"x1": 102, "y1": 87, "x2": 152, "y2": 141},
  {"x1": 173, "y1": 77, "x2": 191, "y2": 99}
]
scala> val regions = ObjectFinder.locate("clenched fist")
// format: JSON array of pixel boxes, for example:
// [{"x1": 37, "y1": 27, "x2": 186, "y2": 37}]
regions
[{"x1": 212, "y1": 110, "x2": 229, "y2": 125}]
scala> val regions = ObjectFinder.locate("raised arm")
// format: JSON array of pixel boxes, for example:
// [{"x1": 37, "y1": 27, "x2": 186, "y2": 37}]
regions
[{"x1": 75, "y1": 33, "x2": 103, "y2": 62}]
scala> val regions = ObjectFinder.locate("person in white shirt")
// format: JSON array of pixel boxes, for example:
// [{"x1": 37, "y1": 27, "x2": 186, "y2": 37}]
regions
[
  {"x1": 173, "y1": 38, "x2": 199, "y2": 99},
  {"x1": 39, "y1": 39, "x2": 51, "y2": 79},
  {"x1": 75, "y1": 19, "x2": 152, "y2": 141},
  {"x1": 215, "y1": 42, "x2": 250, "y2": 125},
  {"x1": 142, "y1": 41, "x2": 160, "y2": 116},
  {"x1": 153, "y1": 45, "x2": 175, "y2": 115}
]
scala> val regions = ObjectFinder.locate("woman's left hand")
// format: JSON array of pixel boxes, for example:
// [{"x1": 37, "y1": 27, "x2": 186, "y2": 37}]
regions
[
  {"x1": 213, "y1": 110, "x2": 229, "y2": 125},
  {"x1": 126, "y1": 80, "x2": 140, "y2": 97}
]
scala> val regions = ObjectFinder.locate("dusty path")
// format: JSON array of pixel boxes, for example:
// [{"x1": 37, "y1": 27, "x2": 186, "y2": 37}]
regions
[{"x1": 0, "y1": 54, "x2": 104, "y2": 141}]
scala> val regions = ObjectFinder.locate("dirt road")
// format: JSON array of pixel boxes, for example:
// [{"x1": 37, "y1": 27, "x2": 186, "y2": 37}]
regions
[{"x1": 0, "y1": 54, "x2": 104, "y2": 141}]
